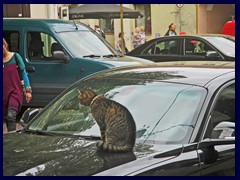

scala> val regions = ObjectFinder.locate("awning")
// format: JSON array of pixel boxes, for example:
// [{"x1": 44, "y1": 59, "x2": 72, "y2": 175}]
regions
[{"x1": 69, "y1": 4, "x2": 143, "y2": 19}]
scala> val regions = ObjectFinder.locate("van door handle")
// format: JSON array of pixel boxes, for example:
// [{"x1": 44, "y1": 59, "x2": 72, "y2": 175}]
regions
[{"x1": 26, "y1": 66, "x2": 35, "y2": 73}]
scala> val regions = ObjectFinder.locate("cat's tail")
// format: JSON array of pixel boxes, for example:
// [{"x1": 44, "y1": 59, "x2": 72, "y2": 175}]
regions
[{"x1": 96, "y1": 141, "x2": 133, "y2": 153}]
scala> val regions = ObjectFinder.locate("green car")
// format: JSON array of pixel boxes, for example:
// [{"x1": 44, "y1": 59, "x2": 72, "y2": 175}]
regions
[{"x1": 3, "y1": 18, "x2": 151, "y2": 108}]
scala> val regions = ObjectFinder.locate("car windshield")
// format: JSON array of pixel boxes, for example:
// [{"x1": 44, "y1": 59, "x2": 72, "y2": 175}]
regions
[
  {"x1": 58, "y1": 31, "x2": 119, "y2": 57},
  {"x1": 27, "y1": 77, "x2": 206, "y2": 145},
  {"x1": 203, "y1": 36, "x2": 235, "y2": 57}
]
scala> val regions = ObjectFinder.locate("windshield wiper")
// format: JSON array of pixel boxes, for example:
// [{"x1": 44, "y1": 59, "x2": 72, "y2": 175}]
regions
[
  {"x1": 83, "y1": 54, "x2": 101, "y2": 58},
  {"x1": 103, "y1": 54, "x2": 119, "y2": 58},
  {"x1": 24, "y1": 129, "x2": 54, "y2": 136},
  {"x1": 77, "y1": 134, "x2": 101, "y2": 140}
]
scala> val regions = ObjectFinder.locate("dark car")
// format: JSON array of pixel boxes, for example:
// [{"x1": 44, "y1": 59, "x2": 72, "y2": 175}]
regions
[
  {"x1": 127, "y1": 35, "x2": 235, "y2": 62},
  {"x1": 3, "y1": 61, "x2": 235, "y2": 176}
]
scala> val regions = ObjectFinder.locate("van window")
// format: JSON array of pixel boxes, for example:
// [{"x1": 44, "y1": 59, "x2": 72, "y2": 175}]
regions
[
  {"x1": 3, "y1": 31, "x2": 20, "y2": 53},
  {"x1": 27, "y1": 32, "x2": 65, "y2": 62},
  {"x1": 58, "y1": 31, "x2": 116, "y2": 57}
]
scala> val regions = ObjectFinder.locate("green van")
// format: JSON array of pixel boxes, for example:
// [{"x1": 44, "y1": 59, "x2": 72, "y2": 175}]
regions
[{"x1": 3, "y1": 18, "x2": 151, "y2": 108}]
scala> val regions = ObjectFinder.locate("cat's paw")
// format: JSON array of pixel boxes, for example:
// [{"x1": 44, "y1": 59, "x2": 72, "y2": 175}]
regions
[{"x1": 96, "y1": 140, "x2": 104, "y2": 150}]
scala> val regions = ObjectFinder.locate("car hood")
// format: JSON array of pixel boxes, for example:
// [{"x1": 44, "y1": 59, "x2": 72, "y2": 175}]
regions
[
  {"x1": 83, "y1": 55, "x2": 153, "y2": 68},
  {"x1": 3, "y1": 133, "x2": 183, "y2": 176}
]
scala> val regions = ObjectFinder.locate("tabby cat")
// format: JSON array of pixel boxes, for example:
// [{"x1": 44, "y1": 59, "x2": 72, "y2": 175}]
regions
[{"x1": 78, "y1": 89, "x2": 136, "y2": 153}]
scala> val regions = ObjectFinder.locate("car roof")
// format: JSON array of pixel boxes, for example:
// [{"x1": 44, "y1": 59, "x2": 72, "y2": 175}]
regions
[
  {"x1": 86, "y1": 61, "x2": 235, "y2": 87},
  {"x1": 3, "y1": 18, "x2": 90, "y2": 32},
  {"x1": 145, "y1": 34, "x2": 235, "y2": 42}
]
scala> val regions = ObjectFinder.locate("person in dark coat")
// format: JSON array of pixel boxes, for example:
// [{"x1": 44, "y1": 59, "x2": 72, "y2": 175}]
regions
[{"x1": 164, "y1": 23, "x2": 177, "y2": 36}]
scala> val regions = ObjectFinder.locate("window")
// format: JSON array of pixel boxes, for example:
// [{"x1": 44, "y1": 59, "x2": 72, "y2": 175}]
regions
[
  {"x1": 135, "y1": 4, "x2": 151, "y2": 34},
  {"x1": 142, "y1": 39, "x2": 180, "y2": 55},
  {"x1": 205, "y1": 83, "x2": 235, "y2": 139},
  {"x1": 100, "y1": 19, "x2": 114, "y2": 33},
  {"x1": 184, "y1": 38, "x2": 215, "y2": 56},
  {"x1": 28, "y1": 78, "x2": 206, "y2": 144},
  {"x1": 3, "y1": 31, "x2": 20, "y2": 53},
  {"x1": 27, "y1": 32, "x2": 64, "y2": 62}
]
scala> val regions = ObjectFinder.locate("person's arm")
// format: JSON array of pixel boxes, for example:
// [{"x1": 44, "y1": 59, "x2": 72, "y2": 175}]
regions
[
  {"x1": 22, "y1": 69, "x2": 31, "y2": 88},
  {"x1": 22, "y1": 70, "x2": 32, "y2": 103},
  {"x1": 117, "y1": 39, "x2": 122, "y2": 53},
  {"x1": 15, "y1": 53, "x2": 32, "y2": 103},
  {"x1": 16, "y1": 54, "x2": 30, "y2": 86}
]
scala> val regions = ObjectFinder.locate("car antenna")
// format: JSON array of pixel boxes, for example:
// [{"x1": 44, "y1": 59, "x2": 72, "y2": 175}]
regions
[{"x1": 73, "y1": 21, "x2": 78, "y2": 30}]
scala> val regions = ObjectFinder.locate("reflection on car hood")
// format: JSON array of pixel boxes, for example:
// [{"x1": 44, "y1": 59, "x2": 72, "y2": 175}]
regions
[
  {"x1": 3, "y1": 133, "x2": 182, "y2": 176},
  {"x1": 84, "y1": 55, "x2": 153, "y2": 68}
]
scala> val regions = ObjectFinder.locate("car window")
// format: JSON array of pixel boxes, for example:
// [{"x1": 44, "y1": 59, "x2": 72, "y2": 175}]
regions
[
  {"x1": 203, "y1": 36, "x2": 235, "y2": 57},
  {"x1": 204, "y1": 83, "x2": 235, "y2": 139},
  {"x1": 184, "y1": 38, "x2": 216, "y2": 56},
  {"x1": 142, "y1": 39, "x2": 180, "y2": 55},
  {"x1": 27, "y1": 78, "x2": 207, "y2": 145},
  {"x1": 27, "y1": 32, "x2": 66, "y2": 62},
  {"x1": 3, "y1": 31, "x2": 20, "y2": 53},
  {"x1": 58, "y1": 31, "x2": 117, "y2": 57}
]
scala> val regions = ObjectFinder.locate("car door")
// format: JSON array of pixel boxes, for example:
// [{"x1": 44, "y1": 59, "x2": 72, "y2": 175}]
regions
[
  {"x1": 135, "y1": 144, "x2": 201, "y2": 176},
  {"x1": 138, "y1": 38, "x2": 181, "y2": 62},
  {"x1": 22, "y1": 27, "x2": 75, "y2": 107},
  {"x1": 197, "y1": 83, "x2": 235, "y2": 175}
]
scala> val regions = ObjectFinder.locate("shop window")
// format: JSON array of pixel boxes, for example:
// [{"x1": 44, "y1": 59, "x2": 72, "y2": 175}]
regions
[{"x1": 100, "y1": 19, "x2": 114, "y2": 33}]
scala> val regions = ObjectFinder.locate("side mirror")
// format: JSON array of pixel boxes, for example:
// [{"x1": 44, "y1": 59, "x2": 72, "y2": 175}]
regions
[
  {"x1": 19, "y1": 108, "x2": 40, "y2": 127},
  {"x1": 53, "y1": 51, "x2": 70, "y2": 64},
  {"x1": 205, "y1": 51, "x2": 219, "y2": 60},
  {"x1": 198, "y1": 137, "x2": 235, "y2": 149},
  {"x1": 212, "y1": 121, "x2": 235, "y2": 139}
]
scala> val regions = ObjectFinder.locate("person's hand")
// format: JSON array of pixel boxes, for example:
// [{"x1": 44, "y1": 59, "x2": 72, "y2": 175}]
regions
[{"x1": 25, "y1": 92, "x2": 32, "y2": 103}]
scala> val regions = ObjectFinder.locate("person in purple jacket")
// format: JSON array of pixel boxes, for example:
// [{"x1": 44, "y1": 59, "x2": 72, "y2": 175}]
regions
[{"x1": 3, "y1": 38, "x2": 32, "y2": 132}]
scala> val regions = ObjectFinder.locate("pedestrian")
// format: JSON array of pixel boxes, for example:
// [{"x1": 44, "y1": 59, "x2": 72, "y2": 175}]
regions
[
  {"x1": 133, "y1": 27, "x2": 141, "y2": 49},
  {"x1": 95, "y1": 25, "x2": 106, "y2": 39},
  {"x1": 164, "y1": 23, "x2": 177, "y2": 36},
  {"x1": 3, "y1": 38, "x2": 32, "y2": 132},
  {"x1": 116, "y1": 32, "x2": 128, "y2": 54},
  {"x1": 140, "y1": 26, "x2": 146, "y2": 45}
]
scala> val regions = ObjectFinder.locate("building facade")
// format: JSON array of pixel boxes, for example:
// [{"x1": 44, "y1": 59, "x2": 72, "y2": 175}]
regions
[{"x1": 3, "y1": 4, "x2": 235, "y2": 51}]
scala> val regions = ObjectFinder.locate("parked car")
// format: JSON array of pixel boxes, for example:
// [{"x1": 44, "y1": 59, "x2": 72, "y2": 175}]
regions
[
  {"x1": 3, "y1": 18, "x2": 151, "y2": 109},
  {"x1": 3, "y1": 61, "x2": 235, "y2": 176},
  {"x1": 127, "y1": 35, "x2": 235, "y2": 62}
]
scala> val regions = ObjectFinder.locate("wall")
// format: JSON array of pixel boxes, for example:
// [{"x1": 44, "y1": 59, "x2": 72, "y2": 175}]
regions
[
  {"x1": 3, "y1": 4, "x2": 31, "y2": 17},
  {"x1": 114, "y1": 4, "x2": 135, "y2": 50},
  {"x1": 198, "y1": 4, "x2": 235, "y2": 34},
  {"x1": 30, "y1": 4, "x2": 48, "y2": 18},
  {"x1": 30, "y1": 4, "x2": 62, "y2": 19},
  {"x1": 150, "y1": 4, "x2": 196, "y2": 40}
]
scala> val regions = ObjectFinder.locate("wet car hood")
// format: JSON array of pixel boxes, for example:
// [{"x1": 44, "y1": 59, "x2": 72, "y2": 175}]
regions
[
  {"x1": 83, "y1": 55, "x2": 153, "y2": 68},
  {"x1": 3, "y1": 133, "x2": 183, "y2": 176}
]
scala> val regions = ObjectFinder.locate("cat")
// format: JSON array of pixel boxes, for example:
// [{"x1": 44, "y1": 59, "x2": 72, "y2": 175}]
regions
[{"x1": 78, "y1": 89, "x2": 136, "y2": 153}]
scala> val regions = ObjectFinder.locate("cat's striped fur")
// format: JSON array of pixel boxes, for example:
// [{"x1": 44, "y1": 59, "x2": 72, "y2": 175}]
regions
[{"x1": 78, "y1": 89, "x2": 136, "y2": 153}]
